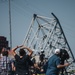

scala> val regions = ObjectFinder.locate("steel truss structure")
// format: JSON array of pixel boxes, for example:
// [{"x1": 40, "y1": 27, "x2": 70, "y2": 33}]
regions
[{"x1": 23, "y1": 13, "x2": 75, "y2": 73}]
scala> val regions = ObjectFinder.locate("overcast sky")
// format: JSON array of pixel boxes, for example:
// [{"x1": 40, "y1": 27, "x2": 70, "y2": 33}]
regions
[{"x1": 0, "y1": 0, "x2": 75, "y2": 57}]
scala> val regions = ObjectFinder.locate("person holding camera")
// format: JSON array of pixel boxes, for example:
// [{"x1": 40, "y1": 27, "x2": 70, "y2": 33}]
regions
[{"x1": 42, "y1": 49, "x2": 70, "y2": 75}]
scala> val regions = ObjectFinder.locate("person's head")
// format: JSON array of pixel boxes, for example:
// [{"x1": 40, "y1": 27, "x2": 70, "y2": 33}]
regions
[
  {"x1": 2, "y1": 50, "x2": 8, "y2": 57},
  {"x1": 19, "y1": 49, "x2": 26, "y2": 56}
]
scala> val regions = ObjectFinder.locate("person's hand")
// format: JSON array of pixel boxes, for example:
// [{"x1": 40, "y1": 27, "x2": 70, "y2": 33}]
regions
[
  {"x1": 40, "y1": 69, "x2": 44, "y2": 72},
  {"x1": 17, "y1": 45, "x2": 24, "y2": 48},
  {"x1": 34, "y1": 64, "x2": 40, "y2": 70},
  {"x1": 64, "y1": 63, "x2": 70, "y2": 67}
]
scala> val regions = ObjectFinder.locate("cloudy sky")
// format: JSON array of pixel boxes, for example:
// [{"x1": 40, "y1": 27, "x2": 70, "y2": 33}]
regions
[{"x1": 0, "y1": 0, "x2": 75, "y2": 57}]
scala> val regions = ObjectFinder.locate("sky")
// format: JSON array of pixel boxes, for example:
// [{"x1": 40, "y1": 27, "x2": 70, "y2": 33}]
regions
[{"x1": 0, "y1": 0, "x2": 75, "y2": 57}]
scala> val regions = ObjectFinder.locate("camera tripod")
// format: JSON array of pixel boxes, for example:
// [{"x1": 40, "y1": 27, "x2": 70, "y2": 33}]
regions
[
  {"x1": 60, "y1": 59, "x2": 72, "y2": 75},
  {"x1": 60, "y1": 67, "x2": 68, "y2": 75}
]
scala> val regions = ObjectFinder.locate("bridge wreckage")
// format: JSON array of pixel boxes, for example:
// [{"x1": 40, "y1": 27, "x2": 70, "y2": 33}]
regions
[{"x1": 23, "y1": 13, "x2": 75, "y2": 74}]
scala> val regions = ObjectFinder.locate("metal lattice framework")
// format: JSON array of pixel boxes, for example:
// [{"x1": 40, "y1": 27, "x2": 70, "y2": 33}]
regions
[{"x1": 23, "y1": 13, "x2": 75, "y2": 71}]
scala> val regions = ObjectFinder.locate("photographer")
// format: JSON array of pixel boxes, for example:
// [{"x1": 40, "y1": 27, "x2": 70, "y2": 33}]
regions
[{"x1": 42, "y1": 49, "x2": 70, "y2": 75}]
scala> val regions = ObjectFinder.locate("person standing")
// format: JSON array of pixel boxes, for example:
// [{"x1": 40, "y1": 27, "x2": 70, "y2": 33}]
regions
[
  {"x1": 12, "y1": 45, "x2": 34, "y2": 75},
  {"x1": 43, "y1": 49, "x2": 70, "y2": 75},
  {"x1": 0, "y1": 48, "x2": 11, "y2": 75}
]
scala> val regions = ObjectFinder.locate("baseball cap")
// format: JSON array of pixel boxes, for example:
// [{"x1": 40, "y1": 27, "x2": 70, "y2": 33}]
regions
[{"x1": 54, "y1": 49, "x2": 60, "y2": 54}]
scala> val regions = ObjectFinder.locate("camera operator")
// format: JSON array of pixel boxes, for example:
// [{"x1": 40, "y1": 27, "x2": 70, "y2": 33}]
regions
[
  {"x1": 42, "y1": 49, "x2": 70, "y2": 75},
  {"x1": 39, "y1": 50, "x2": 45, "y2": 62}
]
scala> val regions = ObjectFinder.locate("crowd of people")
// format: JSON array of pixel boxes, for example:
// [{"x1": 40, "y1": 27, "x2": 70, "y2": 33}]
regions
[{"x1": 0, "y1": 45, "x2": 70, "y2": 75}]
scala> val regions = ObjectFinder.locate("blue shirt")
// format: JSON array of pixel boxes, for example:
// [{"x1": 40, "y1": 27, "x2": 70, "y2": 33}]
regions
[{"x1": 44, "y1": 54, "x2": 60, "y2": 75}]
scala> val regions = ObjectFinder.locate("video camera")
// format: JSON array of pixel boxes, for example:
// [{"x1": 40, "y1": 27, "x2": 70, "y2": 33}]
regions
[
  {"x1": 39, "y1": 50, "x2": 45, "y2": 62},
  {"x1": 59, "y1": 49, "x2": 69, "y2": 64}
]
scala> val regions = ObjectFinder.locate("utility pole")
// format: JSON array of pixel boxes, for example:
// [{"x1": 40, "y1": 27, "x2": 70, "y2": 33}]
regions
[{"x1": 8, "y1": 0, "x2": 12, "y2": 49}]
